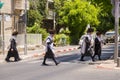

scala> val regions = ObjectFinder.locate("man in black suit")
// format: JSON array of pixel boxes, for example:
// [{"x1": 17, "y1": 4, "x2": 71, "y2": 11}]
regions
[
  {"x1": 5, "y1": 31, "x2": 21, "y2": 62},
  {"x1": 93, "y1": 31, "x2": 102, "y2": 61}
]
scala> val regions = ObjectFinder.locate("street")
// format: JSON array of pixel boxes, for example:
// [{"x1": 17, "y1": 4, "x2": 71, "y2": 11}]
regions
[
  {"x1": 1, "y1": 0, "x2": 120, "y2": 80},
  {"x1": 0, "y1": 44, "x2": 120, "y2": 80}
]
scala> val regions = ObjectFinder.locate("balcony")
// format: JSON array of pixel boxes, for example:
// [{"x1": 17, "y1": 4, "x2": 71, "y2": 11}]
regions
[{"x1": 14, "y1": 0, "x2": 29, "y2": 10}]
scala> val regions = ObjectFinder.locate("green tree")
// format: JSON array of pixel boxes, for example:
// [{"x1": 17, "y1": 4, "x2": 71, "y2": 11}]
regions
[
  {"x1": 58, "y1": 0, "x2": 100, "y2": 44},
  {"x1": 27, "y1": 0, "x2": 43, "y2": 27},
  {"x1": 88, "y1": 0, "x2": 114, "y2": 33},
  {"x1": 27, "y1": 23, "x2": 48, "y2": 41},
  {"x1": 37, "y1": 0, "x2": 47, "y2": 18},
  {"x1": 27, "y1": 0, "x2": 48, "y2": 41},
  {"x1": 28, "y1": 10, "x2": 42, "y2": 27},
  {"x1": 54, "y1": 0, "x2": 67, "y2": 33}
]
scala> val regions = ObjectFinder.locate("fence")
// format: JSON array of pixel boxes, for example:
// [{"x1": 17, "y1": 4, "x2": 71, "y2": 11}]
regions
[{"x1": 0, "y1": 34, "x2": 42, "y2": 51}]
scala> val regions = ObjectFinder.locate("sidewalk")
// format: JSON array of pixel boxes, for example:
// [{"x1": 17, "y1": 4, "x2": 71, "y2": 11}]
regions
[
  {"x1": 0, "y1": 45, "x2": 79, "y2": 63},
  {"x1": 1, "y1": 45, "x2": 120, "y2": 70},
  {"x1": 96, "y1": 60, "x2": 120, "y2": 70},
  {"x1": 94, "y1": 44, "x2": 120, "y2": 70}
]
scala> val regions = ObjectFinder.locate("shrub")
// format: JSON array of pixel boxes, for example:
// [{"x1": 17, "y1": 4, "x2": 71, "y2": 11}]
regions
[
  {"x1": 54, "y1": 34, "x2": 70, "y2": 46},
  {"x1": 27, "y1": 23, "x2": 48, "y2": 41}
]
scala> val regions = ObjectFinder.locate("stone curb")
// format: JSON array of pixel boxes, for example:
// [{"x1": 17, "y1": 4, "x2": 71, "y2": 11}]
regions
[
  {"x1": 96, "y1": 60, "x2": 120, "y2": 70},
  {"x1": 32, "y1": 47, "x2": 78, "y2": 58},
  {"x1": 0, "y1": 46, "x2": 78, "y2": 63}
]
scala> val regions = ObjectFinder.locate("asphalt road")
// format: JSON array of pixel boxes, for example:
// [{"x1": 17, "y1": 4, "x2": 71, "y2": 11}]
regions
[{"x1": 0, "y1": 44, "x2": 120, "y2": 80}]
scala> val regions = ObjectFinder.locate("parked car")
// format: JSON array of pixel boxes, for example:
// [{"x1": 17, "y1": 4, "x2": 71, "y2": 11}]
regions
[{"x1": 105, "y1": 31, "x2": 119, "y2": 43}]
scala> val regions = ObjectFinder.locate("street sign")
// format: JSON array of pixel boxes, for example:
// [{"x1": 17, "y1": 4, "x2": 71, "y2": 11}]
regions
[{"x1": 0, "y1": 2, "x2": 4, "y2": 9}]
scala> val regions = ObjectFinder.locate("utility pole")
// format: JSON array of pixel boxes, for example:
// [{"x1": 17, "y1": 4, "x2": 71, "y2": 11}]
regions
[
  {"x1": 53, "y1": 12, "x2": 55, "y2": 30},
  {"x1": 24, "y1": 0, "x2": 27, "y2": 55},
  {"x1": 114, "y1": 0, "x2": 119, "y2": 62},
  {"x1": 2, "y1": 13, "x2": 4, "y2": 55}
]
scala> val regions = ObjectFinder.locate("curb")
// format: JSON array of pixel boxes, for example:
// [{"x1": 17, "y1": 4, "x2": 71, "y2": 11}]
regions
[
  {"x1": 96, "y1": 62, "x2": 120, "y2": 70},
  {"x1": 0, "y1": 47, "x2": 78, "y2": 63},
  {"x1": 96, "y1": 65, "x2": 115, "y2": 70},
  {"x1": 32, "y1": 47, "x2": 78, "y2": 58},
  {"x1": 56, "y1": 47, "x2": 78, "y2": 53}
]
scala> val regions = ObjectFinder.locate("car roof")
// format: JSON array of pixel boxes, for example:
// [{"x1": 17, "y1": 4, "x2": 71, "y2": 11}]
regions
[{"x1": 105, "y1": 31, "x2": 115, "y2": 34}]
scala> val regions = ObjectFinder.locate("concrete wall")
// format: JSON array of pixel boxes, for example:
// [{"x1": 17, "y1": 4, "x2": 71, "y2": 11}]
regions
[{"x1": 1, "y1": 0, "x2": 12, "y2": 14}]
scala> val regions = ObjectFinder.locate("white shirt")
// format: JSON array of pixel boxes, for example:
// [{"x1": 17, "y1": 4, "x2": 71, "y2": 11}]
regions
[
  {"x1": 45, "y1": 35, "x2": 54, "y2": 52},
  {"x1": 81, "y1": 34, "x2": 93, "y2": 54}
]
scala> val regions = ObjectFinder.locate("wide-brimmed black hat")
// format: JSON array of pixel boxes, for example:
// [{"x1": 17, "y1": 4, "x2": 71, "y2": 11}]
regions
[
  {"x1": 12, "y1": 31, "x2": 18, "y2": 36},
  {"x1": 96, "y1": 31, "x2": 101, "y2": 35},
  {"x1": 48, "y1": 29, "x2": 55, "y2": 34},
  {"x1": 87, "y1": 28, "x2": 94, "y2": 33}
]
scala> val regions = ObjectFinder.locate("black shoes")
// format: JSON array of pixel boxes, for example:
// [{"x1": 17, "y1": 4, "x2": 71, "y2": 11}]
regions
[
  {"x1": 79, "y1": 58, "x2": 85, "y2": 61},
  {"x1": 98, "y1": 57, "x2": 102, "y2": 60},
  {"x1": 56, "y1": 62, "x2": 60, "y2": 66},
  {"x1": 92, "y1": 57, "x2": 95, "y2": 62},
  {"x1": 42, "y1": 63, "x2": 48, "y2": 66},
  {"x1": 92, "y1": 59, "x2": 95, "y2": 62},
  {"x1": 80, "y1": 59, "x2": 85, "y2": 61},
  {"x1": 42, "y1": 62, "x2": 60, "y2": 66},
  {"x1": 5, "y1": 58, "x2": 10, "y2": 62},
  {"x1": 15, "y1": 58, "x2": 22, "y2": 62}
]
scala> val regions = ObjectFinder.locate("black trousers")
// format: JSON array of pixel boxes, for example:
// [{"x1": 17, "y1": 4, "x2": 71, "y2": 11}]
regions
[
  {"x1": 93, "y1": 49, "x2": 101, "y2": 60},
  {"x1": 80, "y1": 53, "x2": 94, "y2": 61},
  {"x1": 43, "y1": 46, "x2": 58, "y2": 65},
  {"x1": 42, "y1": 55, "x2": 58, "y2": 65}
]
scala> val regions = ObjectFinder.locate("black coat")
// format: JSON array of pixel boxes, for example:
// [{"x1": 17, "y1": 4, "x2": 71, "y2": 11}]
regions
[
  {"x1": 94, "y1": 37, "x2": 101, "y2": 55},
  {"x1": 7, "y1": 38, "x2": 19, "y2": 58},
  {"x1": 10, "y1": 38, "x2": 17, "y2": 50}
]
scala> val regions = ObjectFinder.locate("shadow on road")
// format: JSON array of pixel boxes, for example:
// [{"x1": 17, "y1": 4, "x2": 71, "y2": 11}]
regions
[{"x1": 56, "y1": 52, "x2": 113, "y2": 63}]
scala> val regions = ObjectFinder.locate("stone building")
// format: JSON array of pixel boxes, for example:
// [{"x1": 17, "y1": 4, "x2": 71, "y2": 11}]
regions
[
  {"x1": 0, "y1": 0, "x2": 29, "y2": 53},
  {"x1": 0, "y1": 0, "x2": 29, "y2": 34}
]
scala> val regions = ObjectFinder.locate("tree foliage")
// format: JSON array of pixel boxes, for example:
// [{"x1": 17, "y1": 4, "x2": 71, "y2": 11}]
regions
[
  {"x1": 37, "y1": 0, "x2": 47, "y2": 18},
  {"x1": 27, "y1": 0, "x2": 114, "y2": 44},
  {"x1": 28, "y1": 10, "x2": 42, "y2": 27},
  {"x1": 27, "y1": 0, "x2": 43, "y2": 27},
  {"x1": 27, "y1": 23, "x2": 48, "y2": 40},
  {"x1": 88, "y1": 0, "x2": 114, "y2": 33},
  {"x1": 57, "y1": 0, "x2": 100, "y2": 44},
  {"x1": 27, "y1": 0, "x2": 48, "y2": 40}
]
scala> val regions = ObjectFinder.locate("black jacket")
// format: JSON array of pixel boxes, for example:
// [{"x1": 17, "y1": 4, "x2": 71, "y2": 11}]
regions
[
  {"x1": 94, "y1": 37, "x2": 101, "y2": 55},
  {"x1": 10, "y1": 38, "x2": 17, "y2": 50}
]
